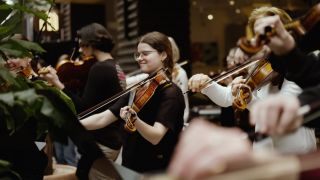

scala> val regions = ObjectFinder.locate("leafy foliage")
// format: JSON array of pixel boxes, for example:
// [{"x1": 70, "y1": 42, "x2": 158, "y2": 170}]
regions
[
  {"x1": 0, "y1": 1, "x2": 82, "y2": 178},
  {"x1": 0, "y1": 66, "x2": 76, "y2": 142},
  {"x1": 0, "y1": 1, "x2": 51, "y2": 59},
  {"x1": 0, "y1": 160, "x2": 21, "y2": 180}
]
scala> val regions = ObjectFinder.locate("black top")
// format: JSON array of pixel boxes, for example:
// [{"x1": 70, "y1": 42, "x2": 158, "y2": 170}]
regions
[
  {"x1": 268, "y1": 21, "x2": 320, "y2": 88},
  {"x1": 269, "y1": 47, "x2": 320, "y2": 88},
  {"x1": 109, "y1": 82, "x2": 185, "y2": 172},
  {"x1": 64, "y1": 59, "x2": 126, "y2": 150},
  {"x1": 297, "y1": 85, "x2": 320, "y2": 129},
  {"x1": 267, "y1": 21, "x2": 320, "y2": 128},
  {"x1": 0, "y1": 120, "x2": 47, "y2": 180}
]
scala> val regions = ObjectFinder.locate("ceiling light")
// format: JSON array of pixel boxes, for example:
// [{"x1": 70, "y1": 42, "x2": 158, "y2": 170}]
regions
[{"x1": 207, "y1": 14, "x2": 214, "y2": 20}]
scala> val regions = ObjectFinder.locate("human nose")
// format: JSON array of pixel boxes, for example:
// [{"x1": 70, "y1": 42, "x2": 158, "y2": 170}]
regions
[{"x1": 134, "y1": 53, "x2": 143, "y2": 61}]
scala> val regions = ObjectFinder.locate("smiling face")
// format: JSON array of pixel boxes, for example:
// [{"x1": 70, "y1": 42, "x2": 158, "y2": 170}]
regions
[{"x1": 135, "y1": 42, "x2": 166, "y2": 74}]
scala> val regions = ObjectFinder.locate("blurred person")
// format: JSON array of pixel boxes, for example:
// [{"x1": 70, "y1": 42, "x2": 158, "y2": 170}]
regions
[
  {"x1": 247, "y1": 10, "x2": 320, "y2": 135},
  {"x1": 0, "y1": 34, "x2": 48, "y2": 180},
  {"x1": 168, "y1": 36, "x2": 190, "y2": 123},
  {"x1": 39, "y1": 23, "x2": 126, "y2": 178},
  {"x1": 188, "y1": 7, "x2": 316, "y2": 154},
  {"x1": 168, "y1": 118, "x2": 252, "y2": 180}
]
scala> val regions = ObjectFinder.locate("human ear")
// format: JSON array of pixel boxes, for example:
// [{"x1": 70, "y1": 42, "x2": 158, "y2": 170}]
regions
[{"x1": 160, "y1": 52, "x2": 167, "y2": 62}]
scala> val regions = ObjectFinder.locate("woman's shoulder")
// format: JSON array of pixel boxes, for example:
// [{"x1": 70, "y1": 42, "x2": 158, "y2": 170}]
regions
[
  {"x1": 159, "y1": 82, "x2": 184, "y2": 98},
  {"x1": 90, "y1": 60, "x2": 118, "y2": 75},
  {"x1": 92, "y1": 59, "x2": 116, "y2": 68}
]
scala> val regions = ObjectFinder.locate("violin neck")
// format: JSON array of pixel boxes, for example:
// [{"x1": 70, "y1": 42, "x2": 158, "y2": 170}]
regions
[{"x1": 284, "y1": 20, "x2": 306, "y2": 35}]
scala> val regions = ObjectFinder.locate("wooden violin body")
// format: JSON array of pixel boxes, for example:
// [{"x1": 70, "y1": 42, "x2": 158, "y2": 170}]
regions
[
  {"x1": 55, "y1": 56, "x2": 96, "y2": 93},
  {"x1": 124, "y1": 70, "x2": 169, "y2": 132},
  {"x1": 233, "y1": 60, "x2": 276, "y2": 110}
]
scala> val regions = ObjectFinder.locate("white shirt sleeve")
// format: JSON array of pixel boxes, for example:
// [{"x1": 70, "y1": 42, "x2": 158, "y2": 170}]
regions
[
  {"x1": 201, "y1": 81, "x2": 233, "y2": 107},
  {"x1": 247, "y1": 78, "x2": 302, "y2": 110},
  {"x1": 278, "y1": 78, "x2": 302, "y2": 96},
  {"x1": 126, "y1": 73, "x2": 149, "y2": 88}
]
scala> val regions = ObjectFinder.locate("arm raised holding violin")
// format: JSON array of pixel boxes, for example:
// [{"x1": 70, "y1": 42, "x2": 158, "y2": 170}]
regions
[
  {"x1": 38, "y1": 66, "x2": 65, "y2": 89},
  {"x1": 238, "y1": 3, "x2": 320, "y2": 88},
  {"x1": 259, "y1": 14, "x2": 320, "y2": 88}
]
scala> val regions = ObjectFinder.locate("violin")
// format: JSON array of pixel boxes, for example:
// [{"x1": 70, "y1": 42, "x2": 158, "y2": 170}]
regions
[
  {"x1": 55, "y1": 55, "x2": 97, "y2": 92},
  {"x1": 124, "y1": 69, "x2": 169, "y2": 132},
  {"x1": 3, "y1": 57, "x2": 37, "y2": 79},
  {"x1": 232, "y1": 60, "x2": 277, "y2": 111},
  {"x1": 239, "y1": 3, "x2": 320, "y2": 55}
]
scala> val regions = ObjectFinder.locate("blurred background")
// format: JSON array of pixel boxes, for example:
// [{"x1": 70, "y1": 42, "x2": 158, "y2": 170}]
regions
[{"x1": 2, "y1": 0, "x2": 318, "y2": 122}]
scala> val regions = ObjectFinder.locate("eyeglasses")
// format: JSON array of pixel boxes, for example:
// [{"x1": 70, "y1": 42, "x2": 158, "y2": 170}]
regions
[{"x1": 133, "y1": 51, "x2": 157, "y2": 60}]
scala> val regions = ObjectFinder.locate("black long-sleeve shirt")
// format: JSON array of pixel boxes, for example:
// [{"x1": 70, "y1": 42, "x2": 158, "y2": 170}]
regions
[
  {"x1": 267, "y1": 20, "x2": 320, "y2": 128},
  {"x1": 63, "y1": 59, "x2": 126, "y2": 149},
  {"x1": 269, "y1": 47, "x2": 320, "y2": 88}
]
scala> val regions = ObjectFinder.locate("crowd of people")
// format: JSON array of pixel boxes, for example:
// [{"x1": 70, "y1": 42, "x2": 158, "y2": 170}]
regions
[{"x1": 1, "y1": 3, "x2": 320, "y2": 180}]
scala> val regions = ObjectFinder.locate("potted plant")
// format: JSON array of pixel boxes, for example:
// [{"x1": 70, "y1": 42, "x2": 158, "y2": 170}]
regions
[{"x1": 0, "y1": 1, "x2": 103, "y2": 179}]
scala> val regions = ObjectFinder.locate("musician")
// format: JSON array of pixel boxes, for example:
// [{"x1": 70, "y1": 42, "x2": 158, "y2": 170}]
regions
[
  {"x1": 1, "y1": 58, "x2": 48, "y2": 180},
  {"x1": 168, "y1": 37, "x2": 190, "y2": 123},
  {"x1": 126, "y1": 36, "x2": 190, "y2": 123},
  {"x1": 254, "y1": 13, "x2": 320, "y2": 88},
  {"x1": 40, "y1": 23, "x2": 126, "y2": 178},
  {"x1": 0, "y1": 34, "x2": 48, "y2": 180},
  {"x1": 168, "y1": 118, "x2": 252, "y2": 180},
  {"x1": 80, "y1": 31, "x2": 185, "y2": 172},
  {"x1": 188, "y1": 7, "x2": 316, "y2": 154},
  {"x1": 247, "y1": 8, "x2": 320, "y2": 135}
]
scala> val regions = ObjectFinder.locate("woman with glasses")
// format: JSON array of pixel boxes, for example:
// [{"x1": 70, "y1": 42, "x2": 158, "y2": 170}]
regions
[
  {"x1": 40, "y1": 23, "x2": 126, "y2": 178},
  {"x1": 80, "y1": 31, "x2": 185, "y2": 173}
]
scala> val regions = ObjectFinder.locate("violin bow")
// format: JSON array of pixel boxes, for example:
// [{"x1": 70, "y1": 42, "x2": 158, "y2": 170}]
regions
[
  {"x1": 77, "y1": 68, "x2": 167, "y2": 119},
  {"x1": 184, "y1": 59, "x2": 260, "y2": 94}
]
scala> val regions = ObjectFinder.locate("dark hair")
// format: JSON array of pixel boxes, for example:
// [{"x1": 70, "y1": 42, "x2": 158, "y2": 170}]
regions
[
  {"x1": 138, "y1": 31, "x2": 173, "y2": 79},
  {"x1": 77, "y1": 23, "x2": 115, "y2": 52}
]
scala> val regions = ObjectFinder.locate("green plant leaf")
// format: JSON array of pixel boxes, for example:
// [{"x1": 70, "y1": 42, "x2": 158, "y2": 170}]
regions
[
  {"x1": 0, "y1": 67, "x2": 23, "y2": 91},
  {"x1": 0, "y1": 159, "x2": 22, "y2": 179},
  {"x1": 0, "y1": 102, "x2": 15, "y2": 132},
  {"x1": 0, "y1": 41, "x2": 32, "y2": 58},
  {"x1": 11, "y1": 39, "x2": 46, "y2": 54},
  {"x1": 0, "y1": 24, "x2": 18, "y2": 40},
  {"x1": 0, "y1": 3, "x2": 49, "y2": 21},
  {"x1": 0, "y1": 10, "x2": 21, "y2": 40}
]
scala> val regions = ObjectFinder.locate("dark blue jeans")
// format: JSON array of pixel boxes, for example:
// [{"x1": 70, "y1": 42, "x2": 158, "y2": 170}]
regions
[{"x1": 54, "y1": 138, "x2": 77, "y2": 166}]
